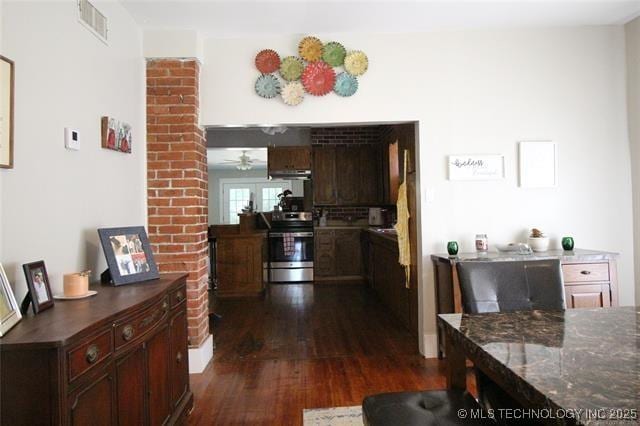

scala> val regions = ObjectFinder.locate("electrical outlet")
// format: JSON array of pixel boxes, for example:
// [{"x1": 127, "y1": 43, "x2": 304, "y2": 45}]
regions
[{"x1": 65, "y1": 128, "x2": 80, "y2": 150}]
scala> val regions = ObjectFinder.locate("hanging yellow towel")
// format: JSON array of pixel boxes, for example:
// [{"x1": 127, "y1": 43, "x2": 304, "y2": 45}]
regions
[{"x1": 395, "y1": 149, "x2": 411, "y2": 289}]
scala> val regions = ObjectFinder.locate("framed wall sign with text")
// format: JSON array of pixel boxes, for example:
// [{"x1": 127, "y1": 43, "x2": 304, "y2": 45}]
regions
[
  {"x1": 448, "y1": 155, "x2": 505, "y2": 181},
  {"x1": 519, "y1": 141, "x2": 557, "y2": 188},
  {"x1": 0, "y1": 55, "x2": 14, "y2": 169}
]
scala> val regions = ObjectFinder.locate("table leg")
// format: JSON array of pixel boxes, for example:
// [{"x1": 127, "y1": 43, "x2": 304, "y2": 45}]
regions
[{"x1": 445, "y1": 333, "x2": 466, "y2": 390}]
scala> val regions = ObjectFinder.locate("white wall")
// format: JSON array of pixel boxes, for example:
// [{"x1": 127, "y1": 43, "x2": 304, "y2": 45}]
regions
[
  {"x1": 200, "y1": 27, "x2": 635, "y2": 356},
  {"x1": 0, "y1": 0, "x2": 145, "y2": 299},
  {"x1": 626, "y1": 17, "x2": 640, "y2": 306}
]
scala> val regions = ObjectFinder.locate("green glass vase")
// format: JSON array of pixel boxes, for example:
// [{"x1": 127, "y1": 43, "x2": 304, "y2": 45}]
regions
[
  {"x1": 561, "y1": 237, "x2": 574, "y2": 251},
  {"x1": 447, "y1": 241, "x2": 459, "y2": 256}
]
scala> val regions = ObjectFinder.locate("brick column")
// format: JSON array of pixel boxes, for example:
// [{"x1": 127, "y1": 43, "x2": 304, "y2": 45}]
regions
[{"x1": 146, "y1": 59, "x2": 209, "y2": 348}]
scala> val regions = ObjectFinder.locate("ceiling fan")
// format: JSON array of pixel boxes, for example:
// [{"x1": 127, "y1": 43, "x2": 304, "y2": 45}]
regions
[{"x1": 223, "y1": 150, "x2": 266, "y2": 170}]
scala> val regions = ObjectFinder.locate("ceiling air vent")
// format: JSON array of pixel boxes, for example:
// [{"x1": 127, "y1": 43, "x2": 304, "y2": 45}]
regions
[{"x1": 77, "y1": 0, "x2": 108, "y2": 44}]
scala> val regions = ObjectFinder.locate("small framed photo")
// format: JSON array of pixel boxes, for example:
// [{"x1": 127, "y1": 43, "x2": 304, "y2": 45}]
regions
[
  {"x1": 23, "y1": 261, "x2": 54, "y2": 314},
  {"x1": 0, "y1": 55, "x2": 15, "y2": 169},
  {"x1": 98, "y1": 226, "x2": 159, "y2": 286},
  {"x1": 0, "y1": 263, "x2": 22, "y2": 336}
]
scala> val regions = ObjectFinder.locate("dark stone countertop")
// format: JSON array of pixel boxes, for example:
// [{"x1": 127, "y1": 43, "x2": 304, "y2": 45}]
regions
[
  {"x1": 431, "y1": 248, "x2": 618, "y2": 263},
  {"x1": 438, "y1": 307, "x2": 639, "y2": 425}
]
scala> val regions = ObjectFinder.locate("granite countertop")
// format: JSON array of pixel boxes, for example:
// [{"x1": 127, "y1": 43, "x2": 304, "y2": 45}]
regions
[
  {"x1": 439, "y1": 307, "x2": 639, "y2": 424},
  {"x1": 431, "y1": 248, "x2": 618, "y2": 263}
]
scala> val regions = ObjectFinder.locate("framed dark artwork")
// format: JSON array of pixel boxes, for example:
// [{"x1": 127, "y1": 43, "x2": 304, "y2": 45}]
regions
[
  {"x1": 0, "y1": 263, "x2": 22, "y2": 336},
  {"x1": 0, "y1": 55, "x2": 14, "y2": 169},
  {"x1": 101, "y1": 116, "x2": 132, "y2": 153},
  {"x1": 23, "y1": 260, "x2": 54, "y2": 314},
  {"x1": 98, "y1": 226, "x2": 159, "y2": 286}
]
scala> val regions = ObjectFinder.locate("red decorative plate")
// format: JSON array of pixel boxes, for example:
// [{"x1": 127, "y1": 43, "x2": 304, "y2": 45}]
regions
[
  {"x1": 255, "y1": 49, "x2": 281, "y2": 74},
  {"x1": 301, "y1": 62, "x2": 336, "y2": 96}
]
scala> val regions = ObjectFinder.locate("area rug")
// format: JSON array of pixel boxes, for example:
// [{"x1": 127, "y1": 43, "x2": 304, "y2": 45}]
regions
[{"x1": 303, "y1": 406, "x2": 363, "y2": 426}]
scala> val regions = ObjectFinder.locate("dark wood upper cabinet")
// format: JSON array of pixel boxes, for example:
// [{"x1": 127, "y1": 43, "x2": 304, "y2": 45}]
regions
[
  {"x1": 312, "y1": 146, "x2": 337, "y2": 205},
  {"x1": 335, "y1": 145, "x2": 359, "y2": 205},
  {"x1": 268, "y1": 146, "x2": 312, "y2": 172},
  {"x1": 313, "y1": 144, "x2": 384, "y2": 206}
]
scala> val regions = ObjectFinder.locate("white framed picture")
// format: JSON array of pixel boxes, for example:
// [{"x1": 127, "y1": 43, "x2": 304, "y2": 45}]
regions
[
  {"x1": 519, "y1": 141, "x2": 557, "y2": 188},
  {"x1": 448, "y1": 155, "x2": 505, "y2": 181}
]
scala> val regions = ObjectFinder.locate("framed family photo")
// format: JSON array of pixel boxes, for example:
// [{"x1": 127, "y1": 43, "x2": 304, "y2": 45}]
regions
[
  {"x1": 23, "y1": 260, "x2": 54, "y2": 314},
  {"x1": 98, "y1": 226, "x2": 159, "y2": 286},
  {"x1": 0, "y1": 263, "x2": 21, "y2": 336},
  {"x1": 0, "y1": 55, "x2": 14, "y2": 169}
]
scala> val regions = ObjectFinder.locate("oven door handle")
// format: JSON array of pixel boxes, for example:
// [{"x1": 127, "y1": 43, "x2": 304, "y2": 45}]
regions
[{"x1": 269, "y1": 232, "x2": 314, "y2": 238}]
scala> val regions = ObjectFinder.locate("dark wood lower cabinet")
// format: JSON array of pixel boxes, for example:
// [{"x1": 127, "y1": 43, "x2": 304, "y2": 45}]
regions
[
  {"x1": 116, "y1": 345, "x2": 146, "y2": 425},
  {"x1": 69, "y1": 368, "x2": 116, "y2": 426},
  {"x1": 1, "y1": 274, "x2": 193, "y2": 425}
]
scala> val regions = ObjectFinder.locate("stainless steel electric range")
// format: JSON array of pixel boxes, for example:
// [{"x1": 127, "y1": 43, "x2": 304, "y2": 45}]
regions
[{"x1": 268, "y1": 211, "x2": 314, "y2": 283}]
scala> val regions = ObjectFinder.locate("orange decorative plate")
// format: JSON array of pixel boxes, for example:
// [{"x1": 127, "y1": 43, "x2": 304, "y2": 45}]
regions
[
  {"x1": 255, "y1": 49, "x2": 281, "y2": 74},
  {"x1": 301, "y1": 61, "x2": 336, "y2": 96},
  {"x1": 298, "y1": 36, "x2": 323, "y2": 62}
]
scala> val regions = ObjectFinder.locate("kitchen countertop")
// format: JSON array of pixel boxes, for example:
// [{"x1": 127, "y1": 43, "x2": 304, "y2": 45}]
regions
[
  {"x1": 431, "y1": 248, "x2": 618, "y2": 263},
  {"x1": 438, "y1": 307, "x2": 639, "y2": 424}
]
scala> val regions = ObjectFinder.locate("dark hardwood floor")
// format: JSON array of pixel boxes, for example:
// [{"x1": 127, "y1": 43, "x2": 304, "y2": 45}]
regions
[{"x1": 188, "y1": 284, "x2": 449, "y2": 425}]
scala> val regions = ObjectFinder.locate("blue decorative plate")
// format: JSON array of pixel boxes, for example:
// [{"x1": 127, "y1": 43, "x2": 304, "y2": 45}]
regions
[
  {"x1": 333, "y1": 72, "x2": 358, "y2": 97},
  {"x1": 255, "y1": 74, "x2": 281, "y2": 99}
]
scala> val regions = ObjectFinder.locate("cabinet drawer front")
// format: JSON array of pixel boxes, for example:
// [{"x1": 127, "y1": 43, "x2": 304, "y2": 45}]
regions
[
  {"x1": 562, "y1": 263, "x2": 609, "y2": 283},
  {"x1": 67, "y1": 329, "x2": 113, "y2": 383},
  {"x1": 114, "y1": 297, "x2": 169, "y2": 351},
  {"x1": 170, "y1": 285, "x2": 186, "y2": 308}
]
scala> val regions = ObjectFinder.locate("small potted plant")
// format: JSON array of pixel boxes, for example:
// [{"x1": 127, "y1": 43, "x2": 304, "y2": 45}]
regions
[{"x1": 528, "y1": 228, "x2": 550, "y2": 252}]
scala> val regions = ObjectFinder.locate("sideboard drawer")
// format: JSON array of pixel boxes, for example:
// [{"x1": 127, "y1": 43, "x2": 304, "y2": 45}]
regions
[
  {"x1": 114, "y1": 296, "x2": 169, "y2": 351},
  {"x1": 67, "y1": 329, "x2": 113, "y2": 383},
  {"x1": 170, "y1": 285, "x2": 186, "y2": 308},
  {"x1": 562, "y1": 263, "x2": 609, "y2": 283}
]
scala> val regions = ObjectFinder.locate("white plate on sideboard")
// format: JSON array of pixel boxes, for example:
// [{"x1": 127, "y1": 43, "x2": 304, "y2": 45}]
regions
[{"x1": 53, "y1": 290, "x2": 98, "y2": 300}]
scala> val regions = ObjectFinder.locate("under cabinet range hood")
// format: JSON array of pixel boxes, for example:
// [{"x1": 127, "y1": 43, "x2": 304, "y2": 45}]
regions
[{"x1": 269, "y1": 169, "x2": 311, "y2": 180}]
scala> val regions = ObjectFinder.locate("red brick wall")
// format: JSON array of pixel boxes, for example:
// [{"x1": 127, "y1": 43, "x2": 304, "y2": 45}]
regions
[{"x1": 146, "y1": 59, "x2": 209, "y2": 348}]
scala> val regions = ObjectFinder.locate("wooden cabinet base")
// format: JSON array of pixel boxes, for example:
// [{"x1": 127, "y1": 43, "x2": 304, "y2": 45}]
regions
[{"x1": 1, "y1": 274, "x2": 192, "y2": 425}]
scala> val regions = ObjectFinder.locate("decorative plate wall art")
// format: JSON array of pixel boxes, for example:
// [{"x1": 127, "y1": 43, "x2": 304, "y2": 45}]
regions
[
  {"x1": 280, "y1": 56, "x2": 304, "y2": 81},
  {"x1": 255, "y1": 49, "x2": 281, "y2": 74},
  {"x1": 253, "y1": 36, "x2": 368, "y2": 106},
  {"x1": 302, "y1": 62, "x2": 336, "y2": 96},
  {"x1": 282, "y1": 81, "x2": 305, "y2": 106},
  {"x1": 344, "y1": 51, "x2": 368, "y2": 76},
  {"x1": 322, "y1": 42, "x2": 346, "y2": 67},
  {"x1": 334, "y1": 72, "x2": 358, "y2": 97},
  {"x1": 255, "y1": 74, "x2": 281, "y2": 99},
  {"x1": 298, "y1": 36, "x2": 323, "y2": 62}
]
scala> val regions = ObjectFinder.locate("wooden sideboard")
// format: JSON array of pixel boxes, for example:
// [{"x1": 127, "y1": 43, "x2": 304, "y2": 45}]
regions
[
  {"x1": 432, "y1": 249, "x2": 619, "y2": 357},
  {"x1": 0, "y1": 273, "x2": 193, "y2": 425}
]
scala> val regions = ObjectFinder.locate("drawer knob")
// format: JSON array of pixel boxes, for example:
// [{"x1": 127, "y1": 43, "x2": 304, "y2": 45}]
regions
[
  {"x1": 580, "y1": 270, "x2": 592, "y2": 275},
  {"x1": 176, "y1": 351, "x2": 183, "y2": 363},
  {"x1": 86, "y1": 344, "x2": 100, "y2": 364},
  {"x1": 162, "y1": 301, "x2": 169, "y2": 311},
  {"x1": 176, "y1": 291, "x2": 184, "y2": 302},
  {"x1": 122, "y1": 325, "x2": 134, "y2": 341}
]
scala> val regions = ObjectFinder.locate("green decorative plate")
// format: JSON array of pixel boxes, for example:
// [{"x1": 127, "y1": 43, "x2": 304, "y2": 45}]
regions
[
  {"x1": 280, "y1": 56, "x2": 304, "y2": 81},
  {"x1": 322, "y1": 42, "x2": 346, "y2": 67}
]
